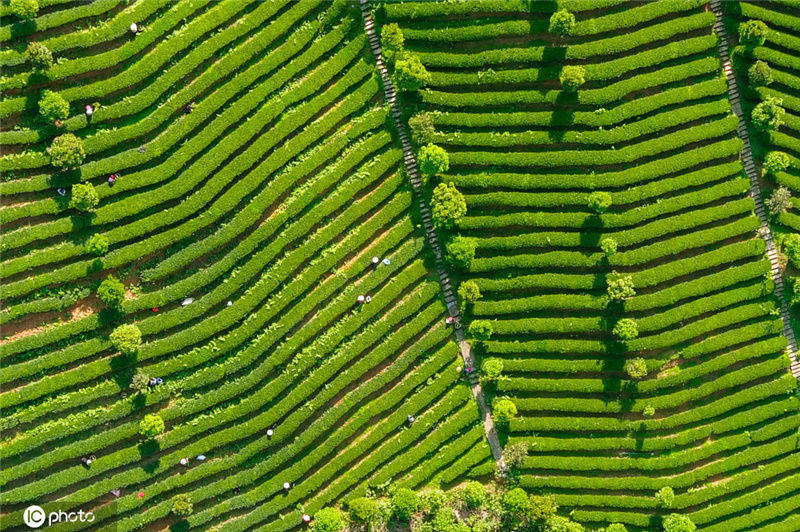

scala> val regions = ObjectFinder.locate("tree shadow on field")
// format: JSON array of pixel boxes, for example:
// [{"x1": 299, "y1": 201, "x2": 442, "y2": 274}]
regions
[
  {"x1": 550, "y1": 89, "x2": 576, "y2": 143},
  {"x1": 580, "y1": 214, "x2": 602, "y2": 249},
  {"x1": 138, "y1": 441, "x2": 161, "y2": 474},
  {"x1": 170, "y1": 520, "x2": 190, "y2": 532},
  {"x1": 110, "y1": 351, "x2": 136, "y2": 389}
]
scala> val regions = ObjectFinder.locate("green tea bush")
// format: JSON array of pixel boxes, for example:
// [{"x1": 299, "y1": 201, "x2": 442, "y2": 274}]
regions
[
  {"x1": 48, "y1": 133, "x2": 85, "y2": 169},
  {"x1": 747, "y1": 60, "x2": 772, "y2": 86},
  {"x1": 560, "y1": 65, "x2": 586, "y2": 92},
  {"x1": 70, "y1": 183, "x2": 99, "y2": 212},
  {"x1": 110, "y1": 324, "x2": 142, "y2": 355},
  {"x1": 751, "y1": 96, "x2": 784, "y2": 133},
  {"x1": 493, "y1": 397, "x2": 517, "y2": 424},
  {"x1": 391, "y1": 487, "x2": 420, "y2": 521},
  {"x1": 469, "y1": 319, "x2": 493, "y2": 341},
  {"x1": 612, "y1": 318, "x2": 639, "y2": 340},
  {"x1": 312, "y1": 507, "x2": 345, "y2": 532},
  {"x1": 738, "y1": 20, "x2": 769, "y2": 46},
  {"x1": 482, "y1": 358, "x2": 503, "y2": 380},
  {"x1": 461, "y1": 480, "x2": 487, "y2": 508},
  {"x1": 97, "y1": 275, "x2": 125, "y2": 307},
  {"x1": 171, "y1": 493, "x2": 193, "y2": 517},
  {"x1": 432, "y1": 182, "x2": 466, "y2": 228},
  {"x1": 394, "y1": 55, "x2": 431, "y2": 92},
  {"x1": 588, "y1": 191, "x2": 612, "y2": 213},
  {"x1": 418, "y1": 143, "x2": 449, "y2": 177},
  {"x1": 39, "y1": 90, "x2": 70, "y2": 123},
  {"x1": 138, "y1": 414, "x2": 164, "y2": 438},
  {"x1": 10, "y1": 0, "x2": 38, "y2": 19},
  {"x1": 625, "y1": 357, "x2": 648, "y2": 380},
  {"x1": 445, "y1": 235, "x2": 477, "y2": 269},
  {"x1": 763, "y1": 151, "x2": 790, "y2": 175},
  {"x1": 549, "y1": 9, "x2": 575, "y2": 36},
  {"x1": 27, "y1": 42, "x2": 53, "y2": 69},
  {"x1": 85, "y1": 234, "x2": 109, "y2": 256}
]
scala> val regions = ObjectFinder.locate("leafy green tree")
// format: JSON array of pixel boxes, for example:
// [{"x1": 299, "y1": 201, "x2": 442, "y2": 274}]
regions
[
  {"x1": 493, "y1": 397, "x2": 517, "y2": 424},
  {"x1": 529, "y1": 494, "x2": 558, "y2": 521},
  {"x1": 445, "y1": 235, "x2": 477, "y2": 270},
  {"x1": 348, "y1": 497, "x2": 380, "y2": 525},
  {"x1": 502, "y1": 441, "x2": 530, "y2": 469},
  {"x1": 110, "y1": 324, "x2": 142, "y2": 355},
  {"x1": 481, "y1": 358, "x2": 503, "y2": 380},
  {"x1": 10, "y1": 0, "x2": 38, "y2": 19},
  {"x1": 625, "y1": 357, "x2": 648, "y2": 380},
  {"x1": 130, "y1": 371, "x2": 150, "y2": 394},
  {"x1": 97, "y1": 275, "x2": 126, "y2": 307},
  {"x1": 39, "y1": 90, "x2": 70, "y2": 123},
  {"x1": 748, "y1": 60, "x2": 772, "y2": 86},
  {"x1": 49, "y1": 133, "x2": 85, "y2": 169},
  {"x1": 419, "y1": 488, "x2": 447, "y2": 514},
  {"x1": 418, "y1": 143, "x2": 449, "y2": 177},
  {"x1": 607, "y1": 524, "x2": 628, "y2": 532},
  {"x1": 656, "y1": 487, "x2": 675, "y2": 508},
  {"x1": 751, "y1": 96, "x2": 785, "y2": 132},
  {"x1": 391, "y1": 488, "x2": 420, "y2": 521},
  {"x1": 86, "y1": 233, "x2": 109, "y2": 256},
  {"x1": 408, "y1": 113, "x2": 435, "y2": 145},
  {"x1": 546, "y1": 515, "x2": 585, "y2": 532},
  {"x1": 612, "y1": 319, "x2": 639, "y2": 340},
  {"x1": 662, "y1": 513, "x2": 696, "y2": 532},
  {"x1": 738, "y1": 19, "x2": 769, "y2": 46},
  {"x1": 171, "y1": 493, "x2": 193, "y2": 517},
  {"x1": 606, "y1": 272, "x2": 635, "y2": 301},
  {"x1": 27, "y1": 41, "x2": 53, "y2": 69},
  {"x1": 469, "y1": 319, "x2": 493, "y2": 341},
  {"x1": 766, "y1": 186, "x2": 792, "y2": 215},
  {"x1": 502, "y1": 487, "x2": 529, "y2": 519},
  {"x1": 139, "y1": 414, "x2": 164, "y2": 438},
  {"x1": 764, "y1": 151, "x2": 790, "y2": 174},
  {"x1": 312, "y1": 507, "x2": 345, "y2": 532},
  {"x1": 784, "y1": 233, "x2": 800, "y2": 268},
  {"x1": 70, "y1": 183, "x2": 99, "y2": 212},
  {"x1": 432, "y1": 182, "x2": 466, "y2": 228},
  {"x1": 430, "y1": 508, "x2": 461, "y2": 531},
  {"x1": 559, "y1": 65, "x2": 585, "y2": 92},
  {"x1": 394, "y1": 55, "x2": 431, "y2": 92},
  {"x1": 549, "y1": 9, "x2": 575, "y2": 36},
  {"x1": 458, "y1": 279, "x2": 482, "y2": 304},
  {"x1": 600, "y1": 237, "x2": 618, "y2": 257},
  {"x1": 461, "y1": 481, "x2": 486, "y2": 509},
  {"x1": 381, "y1": 23, "x2": 404, "y2": 63},
  {"x1": 643, "y1": 405, "x2": 655, "y2": 417},
  {"x1": 588, "y1": 191, "x2": 612, "y2": 213}
]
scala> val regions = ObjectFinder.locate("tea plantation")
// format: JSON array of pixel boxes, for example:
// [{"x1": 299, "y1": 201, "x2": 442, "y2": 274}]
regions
[{"x1": 1, "y1": 0, "x2": 799, "y2": 531}]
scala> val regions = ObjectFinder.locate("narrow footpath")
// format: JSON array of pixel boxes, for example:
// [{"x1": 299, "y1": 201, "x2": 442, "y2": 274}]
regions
[
  {"x1": 357, "y1": 0, "x2": 508, "y2": 474},
  {"x1": 709, "y1": 0, "x2": 800, "y2": 379}
]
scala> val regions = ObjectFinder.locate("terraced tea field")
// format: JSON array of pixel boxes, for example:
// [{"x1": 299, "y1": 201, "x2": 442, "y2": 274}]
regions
[{"x1": 1, "y1": 0, "x2": 799, "y2": 530}]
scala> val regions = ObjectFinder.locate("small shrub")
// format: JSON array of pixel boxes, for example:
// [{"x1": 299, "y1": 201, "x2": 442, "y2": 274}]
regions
[
  {"x1": 549, "y1": 9, "x2": 575, "y2": 36},
  {"x1": 559, "y1": 65, "x2": 585, "y2": 92},
  {"x1": 600, "y1": 237, "x2": 618, "y2": 256},
  {"x1": 394, "y1": 55, "x2": 431, "y2": 92},
  {"x1": 10, "y1": 0, "x2": 38, "y2": 19},
  {"x1": 469, "y1": 319, "x2": 493, "y2": 341},
  {"x1": 70, "y1": 183, "x2": 99, "y2": 212},
  {"x1": 419, "y1": 488, "x2": 447, "y2": 514},
  {"x1": 27, "y1": 42, "x2": 53, "y2": 69},
  {"x1": 588, "y1": 191, "x2": 612, "y2": 213},
  {"x1": 349, "y1": 497, "x2": 379, "y2": 525},
  {"x1": 606, "y1": 524, "x2": 628, "y2": 532},
  {"x1": 458, "y1": 280, "x2": 482, "y2": 304},
  {"x1": 86, "y1": 233, "x2": 109, "y2": 256},
  {"x1": 662, "y1": 513, "x2": 696, "y2": 532},
  {"x1": 445, "y1": 235, "x2": 477, "y2": 270},
  {"x1": 418, "y1": 143, "x2": 449, "y2": 177},
  {"x1": 493, "y1": 397, "x2": 517, "y2": 424},
  {"x1": 430, "y1": 508, "x2": 458, "y2": 531},
  {"x1": 656, "y1": 487, "x2": 675, "y2": 508},
  {"x1": 606, "y1": 272, "x2": 635, "y2": 301},
  {"x1": 312, "y1": 507, "x2": 345, "y2": 532},
  {"x1": 139, "y1": 414, "x2": 164, "y2": 438},
  {"x1": 751, "y1": 96, "x2": 785, "y2": 133},
  {"x1": 39, "y1": 90, "x2": 70, "y2": 122},
  {"x1": 643, "y1": 405, "x2": 655, "y2": 417},
  {"x1": 738, "y1": 19, "x2": 769, "y2": 46},
  {"x1": 764, "y1": 151, "x2": 790, "y2": 175},
  {"x1": 502, "y1": 487, "x2": 529, "y2": 518},
  {"x1": 625, "y1": 357, "x2": 648, "y2": 380},
  {"x1": 502, "y1": 441, "x2": 529, "y2": 469},
  {"x1": 48, "y1": 133, "x2": 85, "y2": 169},
  {"x1": 461, "y1": 481, "x2": 486, "y2": 509},
  {"x1": 408, "y1": 113, "x2": 435, "y2": 145},
  {"x1": 130, "y1": 372, "x2": 150, "y2": 394},
  {"x1": 171, "y1": 493, "x2": 193, "y2": 517},
  {"x1": 97, "y1": 275, "x2": 126, "y2": 307},
  {"x1": 380, "y1": 23, "x2": 404, "y2": 63},
  {"x1": 432, "y1": 182, "x2": 467, "y2": 229},
  {"x1": 545, "y1": 515, "x2": 585, "y2": 532},
  {"x1": 766, "y1": 186, "x2": 792, "y2": 215},
  {"x1": 481, "y1": 358, "x2": 503, "y2": 380},
  {"x1": 110, "y1": 324, "x2": 142, "y2": 355},
  {"x1": 391, "y1": 488, "x2": 420, "y2": 521},
  {"x1": 528, "y1": 494, "x2": 558, "y2": 521},
  {"x1": 748, "y1": 60, "x2": 772, "y2": 86},
  {"x1": 612, "y1": 318, "x2": 638, "y2": 340}
]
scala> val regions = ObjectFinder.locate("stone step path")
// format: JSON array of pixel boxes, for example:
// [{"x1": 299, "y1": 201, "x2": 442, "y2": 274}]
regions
[
  {"x1": 709, "y1": 0, "x2": 800, "y2": 379},
  {"x1": 357, "y1": 0, "x2": 508, "y2": 474}
]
